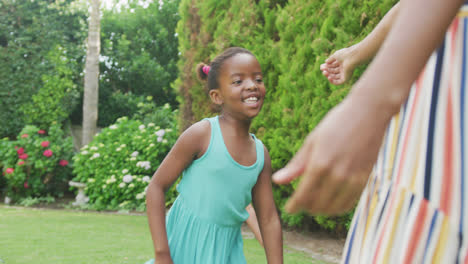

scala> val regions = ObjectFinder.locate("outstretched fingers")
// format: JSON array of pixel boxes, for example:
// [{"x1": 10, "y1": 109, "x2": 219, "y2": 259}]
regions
[{"x1": 272, "y1": 139, "x2": 311, "y2": 185}]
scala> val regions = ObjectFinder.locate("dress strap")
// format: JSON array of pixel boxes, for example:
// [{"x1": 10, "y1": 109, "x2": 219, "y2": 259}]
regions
[{"x1": 251, "y1": 134, "x2": 265, "y2": 171}]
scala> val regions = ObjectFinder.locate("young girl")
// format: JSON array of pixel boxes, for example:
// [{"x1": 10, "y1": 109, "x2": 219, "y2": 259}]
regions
[{"x1": 145, "y1": 47, "x2": 283, "y2": 264}]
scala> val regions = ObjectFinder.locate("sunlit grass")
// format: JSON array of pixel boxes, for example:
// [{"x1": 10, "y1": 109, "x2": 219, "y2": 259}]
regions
[{"x1": 0, "y1": 206, "x2": 326, "y2": 264}]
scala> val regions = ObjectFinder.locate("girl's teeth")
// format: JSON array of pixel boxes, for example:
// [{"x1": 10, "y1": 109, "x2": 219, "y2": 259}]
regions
[{"x1": 244, "y1": 97, "x2": 258, "y2": 102}]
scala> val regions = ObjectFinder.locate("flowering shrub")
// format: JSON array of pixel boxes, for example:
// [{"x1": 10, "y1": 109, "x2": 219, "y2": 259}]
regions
[
  {"x1": 72, "y1": 113, "x2": 178, "y2": 211},
  {"x1": 0, "y1": 124, "x2": 74, "y2": 201}
]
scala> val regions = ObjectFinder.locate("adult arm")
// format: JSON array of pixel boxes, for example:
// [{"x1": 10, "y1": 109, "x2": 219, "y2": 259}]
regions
[
  {"x1": 320, "y1": 2, "x2": 400, "y2": 85},
  {"x1": 146, "y1": 121, "x2": 210, "y2": 263},
  {"x1": 252, "y1": 146, "x2": 283, "y2": 263},
  {"x1": 245, "y1": 203, "x2": 264, "y2": 247},
  {"x1": 274, "y1": 0, "x2": 464, "y2": 215}
]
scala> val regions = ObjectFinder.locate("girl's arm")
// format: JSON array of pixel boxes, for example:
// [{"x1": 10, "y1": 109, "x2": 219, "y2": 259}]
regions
[
  {"x1": 245, "y1": 203, "x2": 263, "y2": 247},
  {"x1": 146, "y1": 121, "x2": 210, "y2": 263},
  {"x1": 252, "y1": 146, "x2": 283, "y2": 263},
  {"x1": 320, "y1": 2, "x2": 400, "y2": 85},
  {"x1": 273, "y1": 0, "x2": 464, "y2": 214}
]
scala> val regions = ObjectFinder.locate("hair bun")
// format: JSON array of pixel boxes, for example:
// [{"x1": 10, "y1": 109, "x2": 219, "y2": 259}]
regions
[{"x1": 196, "y1": 63, "x2": 209, "y2": 81}]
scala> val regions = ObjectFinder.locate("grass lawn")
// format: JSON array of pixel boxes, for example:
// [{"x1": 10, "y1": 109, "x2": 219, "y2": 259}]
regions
[{"x1": 0, "y1": 206, "x2": 325, "y2": 264}]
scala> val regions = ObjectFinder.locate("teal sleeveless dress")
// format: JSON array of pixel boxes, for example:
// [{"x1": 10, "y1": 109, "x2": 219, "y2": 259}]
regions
[{"x1": 146, "y1": 116, "x2": 265, "y2": 264}]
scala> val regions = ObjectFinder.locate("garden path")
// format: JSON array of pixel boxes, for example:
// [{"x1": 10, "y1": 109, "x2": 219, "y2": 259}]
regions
[{"x1": 241, "y1": 224, "x2": 345, "y2": 264}]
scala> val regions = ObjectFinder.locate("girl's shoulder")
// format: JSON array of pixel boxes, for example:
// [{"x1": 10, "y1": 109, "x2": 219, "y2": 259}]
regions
[
  {"x1": 178, "y1": 119, "x2": 212, "y2": 158},
  {"x1": 180, "y1": 119, "x2": 211, "y2": 140}
]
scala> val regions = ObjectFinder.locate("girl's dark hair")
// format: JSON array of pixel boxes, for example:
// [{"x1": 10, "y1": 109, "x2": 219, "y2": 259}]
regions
[{"x1": 196, "y1": 47, "x2": 255, "y2": 91}]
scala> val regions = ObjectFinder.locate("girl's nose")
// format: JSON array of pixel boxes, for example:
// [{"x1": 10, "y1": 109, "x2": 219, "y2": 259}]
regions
[{"x1": 246, "y1": 79, "x2": 258, "y2": 90}]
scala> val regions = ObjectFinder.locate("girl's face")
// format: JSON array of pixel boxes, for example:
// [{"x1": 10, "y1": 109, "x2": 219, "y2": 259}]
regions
[{"x1": 210, "y1": 53, "x2": 266, "y2": 120}]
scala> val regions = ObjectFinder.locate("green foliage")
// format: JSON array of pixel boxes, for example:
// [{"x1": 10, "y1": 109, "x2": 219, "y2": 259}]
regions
[
  {"x1": 97, "y1": 91, "x2": 147, "y2": 127},
  {"x1": 77, "y1": 91, "x2": 178, "y2": 128},
  {"x1": 72, "y1": 110, "x2": 179, "y2": 211},
  {"x1": 18, "y1": 196, "x2": 55, "y2": 207},
  {"x1": 0, "y1": 0, "x2": 86, "y2": 138},
  {"x1": 0, "y1": 124, "x2": 74, "y2": 201},
  {"x1": 69, "y1": 0, "x2": 181, "y2": 127},
  {"x1": 133, "y1": 98, "x2": 179, "y2": 128},
  {"x1": 21, "y1": 46, "x2": 80, "y2": 129},
  {"x1": 175, "y1": 0, "x2": 398, "y2": 231}
]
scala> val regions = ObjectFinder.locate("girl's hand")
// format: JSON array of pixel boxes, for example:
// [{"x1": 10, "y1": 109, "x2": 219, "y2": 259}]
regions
[
  {"x1": 319, "y1": 47, "x2": 358, "y2": 85},
  {"x1": 272, "y1": 96, "x2": 389, "y2": 215}
]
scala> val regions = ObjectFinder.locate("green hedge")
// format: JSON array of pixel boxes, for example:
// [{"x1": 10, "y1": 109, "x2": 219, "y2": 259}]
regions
[{"x1": 175, "y1": 0, "x2": 398, "y2": 231}]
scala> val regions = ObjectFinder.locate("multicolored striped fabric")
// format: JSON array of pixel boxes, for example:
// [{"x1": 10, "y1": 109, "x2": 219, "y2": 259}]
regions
[{"x1": 342, "y1": 6, "x2": 468, "y2": 264}]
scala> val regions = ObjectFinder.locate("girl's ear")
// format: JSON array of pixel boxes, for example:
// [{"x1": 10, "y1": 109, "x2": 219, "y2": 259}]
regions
[{"x1": 209, "y1": 89, "x2": 223, "y2": 105}]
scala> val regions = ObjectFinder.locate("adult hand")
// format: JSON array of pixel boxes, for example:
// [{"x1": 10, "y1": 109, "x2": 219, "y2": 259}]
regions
[
  {"x1": 320, "y1": 47, "x2": 358, "y2": 85},
  {"x1": 272, "y1": 96, "x2": 389, "y2": 215}
]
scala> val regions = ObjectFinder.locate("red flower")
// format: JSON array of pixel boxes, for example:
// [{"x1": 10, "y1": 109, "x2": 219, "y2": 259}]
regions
[
  {"x1": 41, "y1": 141, "x2": 50, "y2": 147},
  {"x1": 21, "y1": 134, "x2": 28, "y2": 138},
  {"x1": 43, "y1": 149, "x2": 53, "y2": 157},
  {"x1": 38, "y1": 130, "x2": 46, "y2": 135},
  {"x1": 19, "y1": 153, "x2": 28, "y2": 160},
  {"x1": 5, "y1": 168, "x2": 14, "y2": 174},
  {"x1": 18, "y1": 161, "x2": 25, "y2": 166},
  {"x1": 17, "y1": 147, "x2": 24, "y2": 155},
  {"x1": 59, "y1": 160, "x2": 69, "y2": 166},
  {"x1": 14, "y1": 146, "x2": 18, "y2": 150},
  {"x1": 24, "y1": 182, "x2": 29, "y2": 189}
]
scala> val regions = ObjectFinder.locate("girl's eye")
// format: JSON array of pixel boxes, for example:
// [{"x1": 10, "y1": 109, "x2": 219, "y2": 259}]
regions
[
  {"x1": 256, "y1": 78, "x2": 263, "y2": 83},
  {"x1": 233, "y1": 80, "x2": 242, "y2": 85}
]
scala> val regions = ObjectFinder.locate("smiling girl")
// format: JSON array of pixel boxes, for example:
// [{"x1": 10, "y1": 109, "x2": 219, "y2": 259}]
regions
[{"x1": 145, "y1": 47, "x2": 283, "y2": 264}]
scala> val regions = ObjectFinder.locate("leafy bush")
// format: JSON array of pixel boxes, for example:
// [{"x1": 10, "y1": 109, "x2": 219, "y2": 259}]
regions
[
  {"x1": 99, "y1": 0, "x2": 180, "y2": 106},
  {"x1": 18, "y1": 196, "x2": 55, "y2": 207},
  {"x1": 97, "y1": 91, "x2": 146, "y2": 127},
  {"x1": 72, "y1": 110, "x2": 178, "y2": 211},
  {"x1": 0, "y1": 0, "x2": 86, "y2": 138},
  {"x1": 21, "y1": 46, "x2": 80, "y2": 129},
  {"x1": 0, "y1": 124, "x2": 74, "y2": 201},
  {"x1": 133, "y1": 98, "x2": 177, "y2": 129}
]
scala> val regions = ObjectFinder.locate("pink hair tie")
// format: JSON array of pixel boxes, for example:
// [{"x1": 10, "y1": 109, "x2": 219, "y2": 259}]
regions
[{"x1": 202, "y1": 65, "x2": 211, "y2": 75}]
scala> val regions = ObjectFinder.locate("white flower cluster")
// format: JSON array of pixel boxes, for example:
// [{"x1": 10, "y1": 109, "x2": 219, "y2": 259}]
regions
[
  {"x1": 155, "y1": 129, "x2": 165, "y2": 142},
  {"x1": 106, "y1": 175, "x2": 117, "y2": 184},
  {"x1": 116, "y1": 144, "x2": 126, "y2": 152},
  {"x1": 142, "y1": 176, "x2": 151, "y2": 183},
  {"x1": 123, "y1": 174, "x2": 133, "y2": 183},
  {"x1": 136, "y1": 161, "x2": 151, "y2": 170},
  {"x1": 90, "y1": 153, "x2": 100, "y2": 159},
  {"x1": 136, "y1": 192, "x2": 145, "y2": 200}
]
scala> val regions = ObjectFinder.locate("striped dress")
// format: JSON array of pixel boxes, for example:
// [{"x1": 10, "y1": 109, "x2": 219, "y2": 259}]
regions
[{"x1": 342, "y1": 4, "x2": 468, "y2": 264}]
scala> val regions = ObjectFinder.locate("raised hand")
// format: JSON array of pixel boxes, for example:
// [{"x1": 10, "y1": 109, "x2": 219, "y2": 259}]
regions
[{"x1": 319, "y1": 47, "x2": 358, "y2": 85}]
